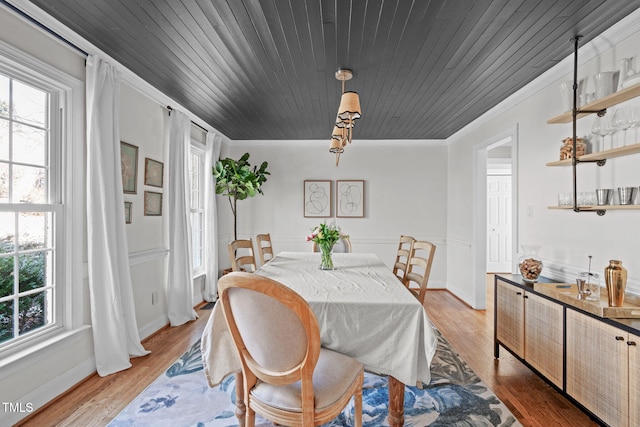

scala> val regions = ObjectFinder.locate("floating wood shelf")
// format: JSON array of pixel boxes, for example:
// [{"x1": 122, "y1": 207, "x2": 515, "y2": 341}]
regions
[
  {"x1": 546, "y1": 142, "x2": 640, "y2": 166},
  {"x1": 547, "y1": 81, "x2": 640, "y2": 124}
]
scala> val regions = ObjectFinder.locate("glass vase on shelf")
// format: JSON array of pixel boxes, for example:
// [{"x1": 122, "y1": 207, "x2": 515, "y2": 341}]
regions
[{"x1": 518, "y1": 245, "x2": 543, "y2": 283}]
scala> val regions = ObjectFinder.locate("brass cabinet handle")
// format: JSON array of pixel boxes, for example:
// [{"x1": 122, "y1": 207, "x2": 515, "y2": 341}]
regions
[
  {"x1": 615, "y1": 336, "x2": 625, "y2": 341},
  {"x1": 628, "y1": 341, "x2": 637, "y2": 346}
]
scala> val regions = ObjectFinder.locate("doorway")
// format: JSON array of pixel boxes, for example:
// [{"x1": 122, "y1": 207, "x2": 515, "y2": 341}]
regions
[
  {"x1": 486, "y1": 146, "x2": 512, "y2": 273},
  {"x1": 472, "y1": 128, "x2": 518, "y2": 310}
]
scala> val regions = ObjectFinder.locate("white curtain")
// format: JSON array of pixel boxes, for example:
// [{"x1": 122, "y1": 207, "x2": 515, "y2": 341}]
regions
[
  {"x1": 166, "y1": 110, "x2": 198, "y2": 325},
  {"x1": 86, "y1": 55, "x2": 149, "y2": 377},
  {"x1": 203, "y1": 132, "x2": 222, "y2": 301}
]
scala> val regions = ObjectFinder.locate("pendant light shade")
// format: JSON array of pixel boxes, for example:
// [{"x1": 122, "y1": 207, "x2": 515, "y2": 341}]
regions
[
  {"x1": 337, "y1": 91, "x2": 361, "y2": 121},
  {"x1": 329, "y1": 69, "x2": 362, "y2": 167}
]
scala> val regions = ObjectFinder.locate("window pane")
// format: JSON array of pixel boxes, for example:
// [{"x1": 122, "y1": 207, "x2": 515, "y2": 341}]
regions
[
  {"x1": 13, "y1": 164, "x2": 46, "y2": 203},
  {"x1": 19, "y1": 211, "x2": 50, "y2": 250},
  {"x1": 18, "y1": 251, "x2": 46, "y2": 292},
  {"x1": 13, "y1": 123, "x2": 46, "y2": 166},
  {"x1": 0, "y1": 118, "x2": 8, "y2": 161},
  {"x1": 0, "y1": 162, "x2": 7, "y2": 202},
  {"x1": 191, "y1": 211, "x2": 202, "y2": 269},
  {"x1": 12, "y1": 80, "x2": 47, "y2": 127},
  {"x1": 18, "y1": 290, "x2": 46, "y2": 335},
  {"x1": 0, "y1": 212, "x2": 15, "y2": 252},
  {"x1": 0, "y1": 255, "x2": 14, "y2": 298},
  {"x1": 0, "y1": 74, "x2": 8, "y2": 119},
  {"x1": 0, "y1": 299, "x2": 14, "y2": 343}
]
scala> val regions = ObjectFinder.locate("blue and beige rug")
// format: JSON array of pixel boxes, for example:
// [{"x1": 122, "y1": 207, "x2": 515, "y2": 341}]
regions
[{"x1": 108, "y1": 327, "x2": 520, "y2": 426}]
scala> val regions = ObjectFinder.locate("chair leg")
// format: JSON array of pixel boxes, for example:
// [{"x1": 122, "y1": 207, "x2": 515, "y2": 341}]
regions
[
  {"x1": 354, "y1": 371, "x2": 363, "y2": 427},
  {"x1": 246, "y1": 407, "x2": 255, "y2": 427}
]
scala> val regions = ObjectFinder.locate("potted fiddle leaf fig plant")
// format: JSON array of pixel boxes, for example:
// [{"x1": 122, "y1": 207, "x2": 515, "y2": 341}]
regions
[{"x1": 213, "y1": 152, "x2": 270, "y2": 240}]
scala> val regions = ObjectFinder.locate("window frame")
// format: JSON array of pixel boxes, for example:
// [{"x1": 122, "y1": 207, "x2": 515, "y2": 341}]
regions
[
  {"x1": 190, "y1": 140, "x2": 206, "y2": 278},
  {"x1": 0, "y1": 41, "x2": 84, "y2": 358}
]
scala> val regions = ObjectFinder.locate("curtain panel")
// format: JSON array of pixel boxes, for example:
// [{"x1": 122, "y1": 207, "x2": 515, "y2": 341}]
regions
[
  {"x1": 204, "y1": 132, "x2": 221, "y2": 301},
  {"x1": 166, "y1": 110, "x2": 198, "y2": 325},
  {"x1": 86, "y1": 55, "x2": 149, "y2": 377}
]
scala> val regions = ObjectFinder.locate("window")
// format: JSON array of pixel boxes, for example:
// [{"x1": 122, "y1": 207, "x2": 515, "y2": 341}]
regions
[
  {"x1": 0, "y1": 73, "x2": 58, "y2": 347},
  {"x1": 190, "y1": 143, "x2": 205, "y2": 276},
  {"x1": 0, "y1": 45, "x2": 81, "y2": 355}
]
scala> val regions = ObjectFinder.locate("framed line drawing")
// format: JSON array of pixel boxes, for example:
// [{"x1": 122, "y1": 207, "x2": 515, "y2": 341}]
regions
[
  {"x1": 144, "y1": 158, "x2": 164, "y2": 188},
  {"x1": 337, "y1": 180, "x2": 364, "y2": 218},
  {"x1": 120, "y1": 141, "x2": 139, "y2": 194},
  {"x1": 304, "y1": 180, "x2": 331, "y2": 218},
  {"x1": 144, "y1": 191, "x2": 163, "y2": 216},
  {"x1": 124, "y1": 201, "x2": 132, "y2": 224}
]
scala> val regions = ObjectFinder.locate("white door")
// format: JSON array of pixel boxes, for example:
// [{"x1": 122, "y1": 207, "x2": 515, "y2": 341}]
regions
[{"x1": 487, "y1": 175, "x2": 512, "y2": 272}]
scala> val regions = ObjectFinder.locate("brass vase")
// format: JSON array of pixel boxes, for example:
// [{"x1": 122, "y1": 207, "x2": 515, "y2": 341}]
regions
[{"x1": 604, "y1": 260, "x2": 627, "y2": 307}]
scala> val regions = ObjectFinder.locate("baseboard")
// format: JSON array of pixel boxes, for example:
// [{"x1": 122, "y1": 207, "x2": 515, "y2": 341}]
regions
[
  {"x1": 6, "y1": 357, "x2": 96, "y2": 426},
  {"x1": 138, "y1": 315, "x2": 169, "y2": 341},
  {"x1": 444, "y1": 284, "x2": 474, "y2": 307}
]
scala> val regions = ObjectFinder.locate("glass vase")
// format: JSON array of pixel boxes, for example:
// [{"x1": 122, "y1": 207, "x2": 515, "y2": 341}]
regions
[
  {"x1": 319, "y1": 242, "x2": 334, "y2": 270},
  {"x1": 518, "y1": 245, "x2": 543, "y2": 283}
]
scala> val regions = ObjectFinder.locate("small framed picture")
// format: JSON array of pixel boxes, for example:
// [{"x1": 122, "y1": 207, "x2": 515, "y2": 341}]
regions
[
  {"x1": 144, "y1": 191, "x2": 163, "y2": 216},
  {"x1": 304, "y1": 180, "x2": 332, "y2": 218},
  {"x1": 124, "y1": 201, "x2": 132, "y2": 224},
  {"x1": 337, "y1": 180, "x2": 365, "y2": 218},
  {"x1": 120, "y1": 141, "x2": 138, "y2": 194},
  {"x1": 144, "y1": 158, "x2": 164, "y2": 188}
]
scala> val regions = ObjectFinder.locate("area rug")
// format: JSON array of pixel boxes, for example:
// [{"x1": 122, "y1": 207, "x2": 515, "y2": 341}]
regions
[{"x1": 108, "y1": 327, "x2": 520, "y2": 426}]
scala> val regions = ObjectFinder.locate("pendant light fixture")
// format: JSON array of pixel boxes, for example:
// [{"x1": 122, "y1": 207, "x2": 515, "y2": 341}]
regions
[{"x1": 330, "y1": 69, "x2": 361, "y2": 166}]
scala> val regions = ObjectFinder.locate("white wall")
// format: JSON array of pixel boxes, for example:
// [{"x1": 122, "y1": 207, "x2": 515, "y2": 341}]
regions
[
  {"x1": 217, "y1": 140, "x2": 449, "y2": 288},
  {"x1": 447, "y1": 9, "x2": 640, "y2": 308},
  {"x1": 118, "y1": 82, "x2": 177, "y2": 337}
]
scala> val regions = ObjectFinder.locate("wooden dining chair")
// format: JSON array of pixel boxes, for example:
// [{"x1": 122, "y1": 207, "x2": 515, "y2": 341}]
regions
[
  {"x1": 218, "y1": 272, "x2": 364, "y2": 427},
  {"x1": 312, "y1": 233, "x2": 352, "y2": 253},
  {"x1": 404, "y1": 240, "x2": 436, "y2": 304},
  {"x1": 256, "y1": 233, "x2": 274, "y2": 265},
  {"x1": 228, "y1": 239, "x2": 257, "y2": 272},
  {"x1": 392, "y1": 235, "x2": 415, "y2": 283}
]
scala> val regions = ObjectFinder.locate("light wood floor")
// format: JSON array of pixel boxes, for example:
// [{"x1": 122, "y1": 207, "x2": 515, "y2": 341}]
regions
[{"x1": 18, "y1": 277, "x2": 598, "y2": 427}]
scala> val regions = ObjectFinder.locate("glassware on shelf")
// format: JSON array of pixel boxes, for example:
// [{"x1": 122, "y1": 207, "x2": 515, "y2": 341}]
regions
[
  {"x1": 590, "y1": 114, "x2": 614, "y2": 152},
  {"x1": 611, "y1": 107, "x2": 633, "y2": 147}
]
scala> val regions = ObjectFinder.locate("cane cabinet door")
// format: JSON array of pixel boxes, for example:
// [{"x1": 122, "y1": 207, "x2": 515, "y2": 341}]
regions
[
  {"x1": 630, "y1": 332, "x2": 639, "y2": 427},
  {"x1": 566, "y1": 309, "x2": 629, "y2": 427},
  {"x1": 523, "y1": 292, "x2": 564, "y2": 387},
  {"x1": 496, "y1": 280, "x2": 525, "y2": 357}
]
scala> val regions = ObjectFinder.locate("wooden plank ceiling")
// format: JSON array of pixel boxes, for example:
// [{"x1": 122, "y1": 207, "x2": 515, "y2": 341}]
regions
[{"x1": 26, "y1": 0, "x2": 640, "y2": 140}]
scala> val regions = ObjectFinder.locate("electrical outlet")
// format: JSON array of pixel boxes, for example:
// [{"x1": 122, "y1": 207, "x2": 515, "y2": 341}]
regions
[
  {"x1": 527, "y1": 205, "x2": 534, "y2": 218},
  {"x1": 151, "y1": 291, "x2": 158, "y2": 305}
]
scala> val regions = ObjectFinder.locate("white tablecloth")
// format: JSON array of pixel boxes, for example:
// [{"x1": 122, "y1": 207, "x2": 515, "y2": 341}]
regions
[{"x1": 201, "y1": 252, "x2": 438, "y2": 387}]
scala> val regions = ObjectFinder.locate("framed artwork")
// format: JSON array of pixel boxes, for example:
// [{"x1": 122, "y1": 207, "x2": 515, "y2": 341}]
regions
[
  {"x1": 144, "y1": 158, "x2": 164, "y2": 188},
  {"x1": 124, "y1": 201, "x2": 132, "y2": 224},
  {"x1": 120, "y1": 141, "x2": 139, "y2": 194},
  {"x1": 337, "y1": 180, "x2": 364, "y2": 218},
  {"x1": 304, "y1": 180, "x2": 332, "y2": 218},
  {"x1": 144, "y1": 191, "x2": 163, "y2": 216}
]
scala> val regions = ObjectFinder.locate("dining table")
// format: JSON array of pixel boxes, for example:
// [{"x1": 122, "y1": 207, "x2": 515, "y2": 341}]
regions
[{"x1": 201, "y1": 251, "x2": 438, "y2": 427}]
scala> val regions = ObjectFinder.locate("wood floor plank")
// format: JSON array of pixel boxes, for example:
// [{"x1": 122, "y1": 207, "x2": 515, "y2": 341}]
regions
[{"x1": 19, "y1": 277, "x2": 598, "y2": 426}]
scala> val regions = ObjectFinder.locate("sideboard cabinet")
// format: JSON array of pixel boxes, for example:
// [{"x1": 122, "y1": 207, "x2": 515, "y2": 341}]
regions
[{"x1": 494, "y1": 274, "x2": 640, "y2": 426}]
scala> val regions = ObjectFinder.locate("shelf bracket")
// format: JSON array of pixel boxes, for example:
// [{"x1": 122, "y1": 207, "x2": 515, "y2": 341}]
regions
[
  {"x1": 577, "y1": 108, "x2": 607, "y2": 116},
  {"x1": 575, "y1": 158, "x2": 606, "y2": 166}
]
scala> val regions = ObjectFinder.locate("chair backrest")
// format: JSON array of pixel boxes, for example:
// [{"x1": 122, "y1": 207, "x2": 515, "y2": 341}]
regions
[
  {"x1": 405, "y1": 240, "x2": 436, "y2": 304},
  {"x1": 218, "y1": 272, "x2": 320, "y2": 387},
  {"x1": 228, "y1": 239, "x2": 257, "y2": 272},
  {"x1": 392, "y1": 235, "x2": 415, "y2": 283},
  {"x1": 312, "y1": 233, "x2": 352, "y2": 253},
  {"x1": 256, "y1": 233, "x2": 274, "y2": 265}
]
